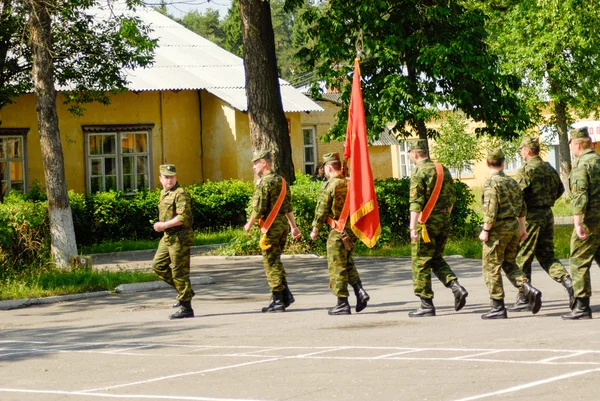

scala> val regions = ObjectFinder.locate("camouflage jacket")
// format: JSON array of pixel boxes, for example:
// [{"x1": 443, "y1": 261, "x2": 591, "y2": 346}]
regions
[
  {"x1": 251, "y1": 172, "x2": 293, "y2": 221},
  {"x1": 409, "y1": 158, "x2": 456, "y2": 214},
  {"x1": 158, "y1": 182, "x2": 193, "y2": 233},
  {"x1": 482, "y1": 170, "x2": 526, "y2": 226},
  {"x1": 515, "y1": 156, "x2": 564, "y2": 208},
  {"x1": 570, "y1": 148, "x2": 600, "y2": 215},
  {"x1": 312, "y1": 174, "x2": 348, "y2": 231}
]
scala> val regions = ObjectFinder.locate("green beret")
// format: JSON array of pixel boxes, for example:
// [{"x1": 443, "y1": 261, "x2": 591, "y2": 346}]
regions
[
  {"x1": 570, "y1": 127, "x2": 590, "y2": 140},
  {"x1": 408, "y1": 140, "x2": 427, "y2": 151},
  {"x1": 519, "y1": 136, "x2": 539, "y2": 149},
  {"x1": 159, "y1": 164, "x2": 177, "y2": 176},
  {"x1": 486, "y1": 148, "x2": 505, "y2": 161},
  {"x1": 252, "y1": 150, "x2": 272, "y2": 162},
  {"x1": 323, "y1": 152, "x2": 341, "y2": 164}
]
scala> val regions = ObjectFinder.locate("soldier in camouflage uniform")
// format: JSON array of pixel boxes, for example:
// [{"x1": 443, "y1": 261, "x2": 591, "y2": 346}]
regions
[
  {"x1": 480, "y1": 149, "x2": 542, "y2": 319},
  {"x1": 562, "y1": 127, "x2": 600, "y2": 320},
  {"x1": 407, "y1": 140, "x2": 468, "y2": 317},
  {"x1": 244, "y1": 150, "x2": 301, "y2": 313},
  {"x1": 511, "y1": 136, "x2": 574, "y2": 312},
  {"x1": 310, "y1": 152, "x2": 370, "y2": 315},
  {"x1": 152, "y1": 164, "x2": 195, "y2": 319}
]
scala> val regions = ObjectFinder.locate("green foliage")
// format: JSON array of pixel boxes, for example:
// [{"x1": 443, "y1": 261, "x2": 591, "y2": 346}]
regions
[
  {"x1": 180, "y1": 9, "x2": 225, "y2": 47},
  {"x1": 298, "y1": 0, "x2": 532, "y2": 142},
  {"x1": 451, "y1": 181, "x2": 483, "y2": 238},
  {"x1": 0, "y1": 0, "x2": 157, "y2": 112},
  {"x1": 375, "y1": 178, "x2": 411, "y2": 243},
  {"x1": 431, "y1": 111, "x2": 483, "y2": 179}
]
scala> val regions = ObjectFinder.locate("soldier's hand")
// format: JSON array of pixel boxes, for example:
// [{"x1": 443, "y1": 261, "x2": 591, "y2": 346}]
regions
[
  {"x1": 575, "y1": 224, "x2": 588, "y2": 240},
  {"x1": 519, "y1": 228, "x2": 528, "y2": 241},
  {"x1": 291, "y1": 226, "x2": 301, "y2": 240},
  {"x1": 410, "y1": 229, "x2": 418, "y2": 242},
  {"x1": 479, "y1": 230, "x2": 489, "y2": 242},
  {"x1": 310, "y1": 228, "x2": 319, "y2": 241},
  {"x1": 243, "y1": 222, "x2": 252, "y2": 233}
]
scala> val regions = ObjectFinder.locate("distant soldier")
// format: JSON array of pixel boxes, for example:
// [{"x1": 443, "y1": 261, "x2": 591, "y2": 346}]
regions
[
  {"x1": 244, "y1": 150, "x2": 301, "y2": 313},
  {"x1": 511, "y1": 136, "x2": 574, "y2": 312},
  {"x1": 480, "y1": 149, "x2": 542, "y2": 319},
  {"x1": 152, "y1": 164, "x2": 195, "y2": 320},
  {"x1": 407, "y1": 140, "x2": 468, "y2": 317},
  {"x1": 310, "y1": 152, "x2": 370, "y2": 315},
  {"x1": 562, "y1": 127, "x2": 600, "y2": 320}
]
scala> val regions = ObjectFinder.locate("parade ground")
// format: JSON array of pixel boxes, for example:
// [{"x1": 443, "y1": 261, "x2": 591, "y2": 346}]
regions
[{"x1": 2, "y1": 253, "x2": 600, "y2": 401}]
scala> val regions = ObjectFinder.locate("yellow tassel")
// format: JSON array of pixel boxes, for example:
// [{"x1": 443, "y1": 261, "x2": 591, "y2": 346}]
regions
[
  {"x1": 259, "y1": 233, "x2": 271, "y2": 250},
  {"x1": 421, "y1": 225, "x2": 431, "y2": 243}
]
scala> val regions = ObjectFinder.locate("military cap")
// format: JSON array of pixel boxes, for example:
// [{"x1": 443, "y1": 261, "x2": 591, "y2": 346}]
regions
[
  {"x1": 570, "y1": 127, "x2": 590, "y2": 140},
  {"x1": 159, "y1": 164, "x2": 177, "y2": 176},
  {"x1": 519, "y1": 136, "x2": 539, "y2": 149},
  {"x1": 252, "y1": 150, "x2": 272, "y2": 162},
  {"x1": 408, "y1": 140, "x2": 427, "y2": 151},
  {"x1": 323, "y1": 152, "x2": 341, "y2": 164},
  {"x1": 486, "y1": 148, "x2": 505, "y2": 161}
]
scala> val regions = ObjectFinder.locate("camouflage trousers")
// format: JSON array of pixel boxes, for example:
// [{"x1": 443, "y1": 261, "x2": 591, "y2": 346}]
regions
[
  {"x1": 260, "y1": 217, "x2": 289, "y2": 293},
  {"x1": 482, "y1": 219, "x2": 527, "y2": 300},
  {"x1": 152, "y1": 230, "x2": 195, "y2": 301},
  {"x1": 411, "y1": 213, "x2": 457, "y2": 299},
  {"x1": 327, "y1": 229, "x2": 361, "y2": 298},
  {"x1": 570, "y1": 212, "x2": 600, "y2": 299},
  {"x1": 516, "y1": 208, "x2": 568, "y2": 284}
]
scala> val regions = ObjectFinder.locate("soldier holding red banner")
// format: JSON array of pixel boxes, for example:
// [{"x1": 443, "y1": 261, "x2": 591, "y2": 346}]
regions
[
  {"x1": 244, "y1": 150, "x2": 301, "y2": 313},
  {"x1": 408, "y1": 140, "x2": 468, "y2": 317}
]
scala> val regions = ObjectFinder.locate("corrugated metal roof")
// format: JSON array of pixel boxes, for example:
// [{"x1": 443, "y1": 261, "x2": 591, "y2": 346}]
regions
[
  {"x1": 370, "y1": 127, "x2": 401, "y2": 146},
  {"x1": 90, "y1": 6, "x2": 322, "y2": 113}
]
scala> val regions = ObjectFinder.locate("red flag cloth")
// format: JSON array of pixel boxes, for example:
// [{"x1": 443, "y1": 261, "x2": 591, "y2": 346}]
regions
[{"x1": 344, "y1": 58, "x2": 381, "y2": 248}]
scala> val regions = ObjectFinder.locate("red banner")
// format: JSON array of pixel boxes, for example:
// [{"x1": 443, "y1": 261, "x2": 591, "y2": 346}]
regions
[{"x1": 344, "y1": 58, "x2": 381, "y2": 248}]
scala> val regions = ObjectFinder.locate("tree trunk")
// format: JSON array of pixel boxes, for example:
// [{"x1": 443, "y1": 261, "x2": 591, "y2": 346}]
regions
[
  {"x1": 550, "y1": 80, "x2": 571, "y2": 195},
  {"x1": 239, "y1": 0, "x2": 295, "y2": 183},
  {"x1": 27, "y1": 0, "x2": 77, "y2": 267}
]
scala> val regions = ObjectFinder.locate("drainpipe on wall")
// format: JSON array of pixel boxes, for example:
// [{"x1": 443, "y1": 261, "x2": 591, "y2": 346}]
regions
[
  {"x1": 197, "y1": 90, "x2": 205, "y2": 183},
  {"x1": 159, "y1": 91, "x2": 165, "y2": 164}
]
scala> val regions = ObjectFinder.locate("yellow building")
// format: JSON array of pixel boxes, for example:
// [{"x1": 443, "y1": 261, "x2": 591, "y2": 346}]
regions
[{"x1": 0, "y1": 8, "x2": 322, "y2": 195}]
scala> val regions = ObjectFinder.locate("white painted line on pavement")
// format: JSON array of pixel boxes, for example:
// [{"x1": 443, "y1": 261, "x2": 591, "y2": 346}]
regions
[
  {"x1": 79, "y1": 357, "x2": 284, "y2": 393},
  {"x1": 101, "y1": 345, "x2": 156, "y2": 354},
  {"x1": 374, "y1": 349, "x2": 426, "y2": 359},
  {"x1": 450, "y1": 350, "x2": 502, "y2": 360},
  {"x1": 0, "y1": 388, "x2": 270, "y2": 401},
  {"x1": 537, "y1": 351, "x2": 589, "y2": 363},
  {"x1": 448, "y1": 367, "x2": 600, "y2": 401}
]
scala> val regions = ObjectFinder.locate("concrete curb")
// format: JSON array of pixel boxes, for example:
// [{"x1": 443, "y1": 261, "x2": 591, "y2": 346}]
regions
[
  {"x1": 0, "y1": 291, "x2": 110, "y2": 311},
  {"x1": 115, "y1": 275, "x2": 215, "y2": 294}
]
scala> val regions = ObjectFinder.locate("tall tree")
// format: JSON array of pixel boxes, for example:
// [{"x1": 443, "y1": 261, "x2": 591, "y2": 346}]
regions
[
  {"x1": 3, "y1": 0, "x2": 155, "y2": 266},
  {"x1": 298, "y1": 0, "x2": 532, "y2": 147},
  {"x1": 239, "y1": 0, "x2": 295, "y2": 183},
  {"x1": 180, "y1": 9, "x2": 225, "y2": 47},
  {"x1": 478, "y1": 0, "x2": 600, "y2": 193}
]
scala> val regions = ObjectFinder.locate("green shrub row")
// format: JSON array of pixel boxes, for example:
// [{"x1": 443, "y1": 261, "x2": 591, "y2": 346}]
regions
[{"x1": 0, "y1": 174, "x2": 482, "y2": 273}]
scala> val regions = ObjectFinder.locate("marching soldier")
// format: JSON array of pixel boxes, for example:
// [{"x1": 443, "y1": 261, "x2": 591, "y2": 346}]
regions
[
  {"x1": 562, "y1": 127, "x2": 600, "y2": 320},
  {"x1": 244, "y1": 150, "x2": 301, "y2": 313},
  {"x1": 407, "y1": 140, "x2": 468, "y2": 317},
  {"x1": 480, "y1": 149, "x2": 542, "y2": 319},
  {"x1": 511, "y1": 136, "x2": 574, "y2": 312},
  {"x1": 310, "y1": 152, "x2": 370, "y2": 315},
  {"x1": 152, "y1": 164, "x2": 195, "y2": 320}
]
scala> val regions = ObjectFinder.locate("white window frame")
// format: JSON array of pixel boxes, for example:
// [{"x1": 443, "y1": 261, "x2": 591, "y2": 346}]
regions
[
  {"x1": 83, "y1": 125, "x2": 153, "y2": 194},
  {"x1": 302, "y1": 126, "x2": 317, "y2": 175},
  {"x1": 504, "y1": 156, "x2": 524, "y2": 173},
  {"x1": 0, "y1": 128, "x2": 28, "y2": 197},
  {"x1": 398, "y1": 141, "x2": 416, "y2": 178}
]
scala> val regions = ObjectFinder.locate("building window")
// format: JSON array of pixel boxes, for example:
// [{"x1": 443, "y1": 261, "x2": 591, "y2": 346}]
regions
[
  {"x1": 302, "y1": 126, "x2": 317, "y2": 175},
  {"x1": 398, "y1": 141, "x2": 415, "y2": 178},
  {"x1": 0, "y1": 129, "x2": 28, "y2": 199},
  {"x1": 504, "y1": 156, "x2": 524, "y2": 173},
  {"x1": 84, "y1": 125, "x2": 153, "y2": 193}
]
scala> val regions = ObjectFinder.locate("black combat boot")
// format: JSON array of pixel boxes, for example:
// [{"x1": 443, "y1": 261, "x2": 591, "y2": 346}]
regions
[
  {"x1": 522, "y1": 281, "x2": 542, "y2": 314},
  {"x1": 449, "y1": 280, "x2": 468, "y2": 311},
  {"x1": 328, "y1": 297, "x2": 351, "y2": 315},
  {"x1": 561, "y1": 276, "x2": 575, "y2": 310},
  {"x1": 561, "y1": 298, "x2": 592, "y2": 320},
  {"x1": 352, "y1": 283, "x2": 370, "y2": 313},
  {"x1": 262, "y1": 292, "x2": 286, "y2": 313},
  {"x1": 408, "y1": 296, "x2": 436, "y2": 317},
  {"x1": 509, "y1": 291, "x2": 530, "y2": 312},
  {"x1": 169, "y1": 300, "x2": 194, "y2": 319},
  {"x1": 481, "y1": 298, "x2": 507, "y2": 320},
  {"x1": 282, "y1": 279, "x2": 295, "y2": 308}
]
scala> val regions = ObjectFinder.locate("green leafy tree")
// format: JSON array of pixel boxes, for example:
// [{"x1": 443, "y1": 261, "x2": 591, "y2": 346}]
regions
[
  {"x1": 430, "y1": 111, "x2": 482, "y2": 180},
  {"x1": 180, "y1": 8, "x2": 225, "y2": 47},
  {"x1": 222, "y1": 0, "x2": 244, "y2": 57},
  {"x1": 1, "y1": 0, "x2": 156, "y2": 266},
  {"x1": 298, "y1": 0, "x2": 532, "y2": 148},
  {"x1": 477, "y1": 0, "x2": 600, "y2": 193}
]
